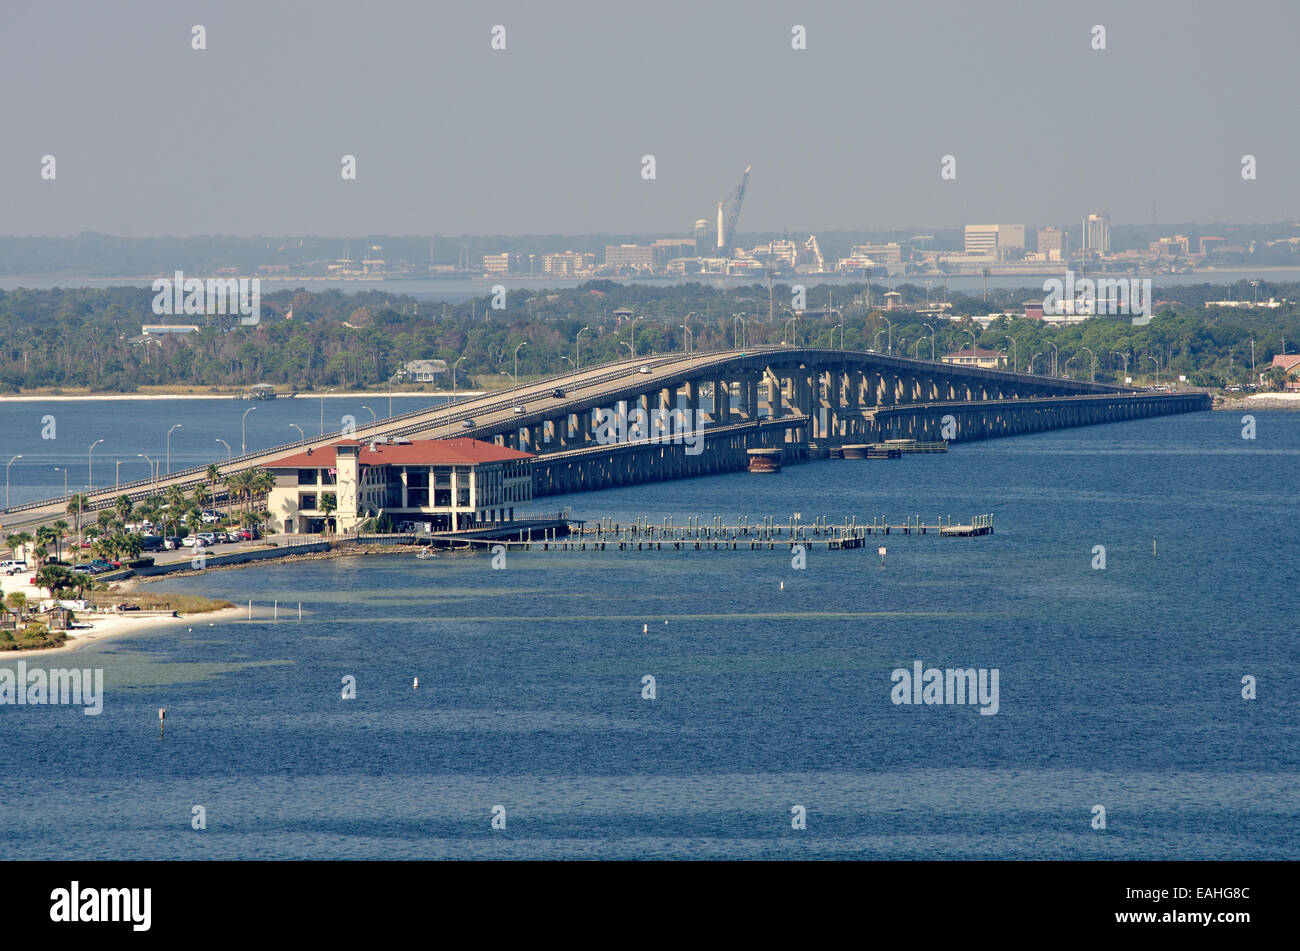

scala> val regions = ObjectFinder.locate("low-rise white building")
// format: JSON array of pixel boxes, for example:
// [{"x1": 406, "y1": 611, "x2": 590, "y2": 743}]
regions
[{"x1": 263, "y1": 437, "x2": 534, "y2": 534}]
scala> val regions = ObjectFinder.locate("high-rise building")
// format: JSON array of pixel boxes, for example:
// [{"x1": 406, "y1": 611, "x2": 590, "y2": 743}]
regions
[
  {"x1": 964, "y1": 224, "x2": 1025, "y2": 256},
  {"x1": 604, "y1": 244, "x2": 656, "y2": 270},
  {"x1": 694, "y1": 219, "x2": 709, "y2": 247},
  {"x1": 1036, "y1": 227, "x2": 1070, "y2": 260},
  {"x1": 482, "y1": 252, "x2": 527, "y2": 276},
  {"x1": 653, "y1": 238, "x2": 696, "y2": 267},
  {"x1": 1082, "y1": 214, "x2": 1111, "y2": 254}
]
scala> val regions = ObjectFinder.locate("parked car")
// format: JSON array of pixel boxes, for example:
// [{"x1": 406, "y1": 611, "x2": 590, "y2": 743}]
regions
[
  {"x1": 0, "y1": 561, "x2": 28, "y2": 575},
  {"x1": 163, "y1": 536, "x2": 185, "y2": 550},
  {"x1": 115, "y1": 603, "x2": 140, "y2": 612},
  {"x1": 197, "y1": 532, "x2": 219, "y2": 545},
  {"x1": 234, "y1": 529, "x2": 254, "y2": 541},
  {"x1": 223, "y1": 531, "x2": 242, "y2": 543},
  {"x1": 181, "y1": 535, "x2": 209, "y2": 548},
  {"x1": 200, "y1": 510, "x2": 224, "y2": 523},
  {"x1": 139, "y1": 535, "x2": 165, "y2": 552}
]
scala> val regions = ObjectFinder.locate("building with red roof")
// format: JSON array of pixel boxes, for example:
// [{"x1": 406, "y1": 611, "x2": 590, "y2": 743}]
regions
[
  {"x1": 262, "y1": 437, "x2": 534, "y2": 534},
  {"x1": 941, "y1": 348, "x2": 1007, "y2": 370},
  {"x1": 1270, "y1": 354, "x2": 1300, "y2": 392}
]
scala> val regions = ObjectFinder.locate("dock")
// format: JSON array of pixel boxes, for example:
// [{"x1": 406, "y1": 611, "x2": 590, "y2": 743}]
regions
[{"x1": 440, "y1": 513, "x2": 994, "y2": 551}]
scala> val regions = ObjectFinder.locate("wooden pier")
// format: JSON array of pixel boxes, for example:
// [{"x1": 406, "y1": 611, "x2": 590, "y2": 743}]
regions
[{"x1": 441, "y1": 513, "x2": 994, "y2": 551}]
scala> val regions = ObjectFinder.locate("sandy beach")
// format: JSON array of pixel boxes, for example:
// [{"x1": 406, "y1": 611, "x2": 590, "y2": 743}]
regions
[
  {"x1": 1, "y1": 570, "x2": 243, "y2": 656},
  {"x1": 7, "y1": 605, "x2": 246, "y2": 656}
]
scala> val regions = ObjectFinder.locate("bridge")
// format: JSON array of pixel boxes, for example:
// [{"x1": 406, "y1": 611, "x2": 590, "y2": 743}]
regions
[{"x1": 0, "y1": 346, "x2": 1209, "y2": 530}]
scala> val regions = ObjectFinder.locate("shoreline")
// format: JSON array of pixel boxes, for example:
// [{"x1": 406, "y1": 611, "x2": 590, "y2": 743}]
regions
[{"x1": 3, "y1": 604, "x2": 246, "y2": 657}]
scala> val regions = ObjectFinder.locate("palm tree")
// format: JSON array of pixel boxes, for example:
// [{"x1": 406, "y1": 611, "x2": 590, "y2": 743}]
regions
[
  {"x1": 115, "y1": 494, "x2": 134, "y2": 525},
  {"x1": 96, "y1": 509, "x2": 114, "y2": 535},
  {"x1": 119, "y1": 533, "x2": 143, "y2": 562},
  {"x1": 319, "y1": 493, "x2": 337, "y2": 534},
  {"x1": 66, "y1": 494, "x2": 89, "y2": 549},
  {"x1": 55, "y1": 519, "x2": 73, "y2": 561},
  {"x1": 34, "y1": 564, "x2": 74, "y2": 599},
  {"x1": 31, "y1": 544, "x2": 49, "y2": 568},
  {"x1": 194, "y1": 484, "x2": 210, "y2": 509},
  {"x1": 6, "y1": 531, "x2": 33, "y2": 561},
  {"x1": 206, "y1": 463, "x2": 221, "y2": 495},
  {"x1": 36, "y1": 525, "x2": 59, "y2": 563},
  {"x1": 253, "y1": 469, "x2": 275, "y2": 508}
]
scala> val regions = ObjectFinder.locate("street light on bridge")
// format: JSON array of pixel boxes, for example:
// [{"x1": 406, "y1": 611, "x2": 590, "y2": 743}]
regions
[
  {"x1": 451, "y1": 355, "x2": 467, "y2": 406},
  {"x1": 629, "y1": 315, "x2": 645, "y2": 361},
  {"x1": 5, "y1": 454, "x2": 22, "y2": 510},
  {"x1": 215, "y1": 438, "x2": 232, "y2": 462},
  {"x1": 88, "y1": 438, "x2": 103, "y2": 492},
  {"x1": 241, "y1": 406, "x2": 257, "y2": 454},
  {"x1": 513, "y1": 341, "x2": 527, "y2": 384},
  {"x1": 166, "y1": 424, "x2": 182, "y2": 474},
  {"x1": 1079, "y1": 346, "x2": 1096, "y2": 381},
  {"x1": 575, "y1": 327, "x2": 590, "y2": 369}
]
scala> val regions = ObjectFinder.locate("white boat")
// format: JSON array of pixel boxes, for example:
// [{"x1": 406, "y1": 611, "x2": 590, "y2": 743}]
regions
[{"x1": 415, "y1": 546, "x2": 438, "y2": 559}]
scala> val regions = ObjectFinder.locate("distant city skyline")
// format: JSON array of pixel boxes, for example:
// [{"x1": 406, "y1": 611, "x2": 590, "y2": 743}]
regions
[{"x1": 2, "y1": 0, "x2": 1297, "y2": 238}]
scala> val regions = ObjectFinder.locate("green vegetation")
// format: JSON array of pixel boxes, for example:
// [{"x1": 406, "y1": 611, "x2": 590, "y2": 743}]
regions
[
  {"x1": 87, "y1": 591, "x2": 234, "y2": 613},
  {"x1": 0, "y1": 281, "x2": 1298, "y2": 392}
]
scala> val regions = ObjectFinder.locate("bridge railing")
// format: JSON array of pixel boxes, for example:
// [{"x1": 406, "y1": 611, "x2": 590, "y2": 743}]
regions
[{"x1": 0, "y1": 346, "x2": 1139, "y2": 518}]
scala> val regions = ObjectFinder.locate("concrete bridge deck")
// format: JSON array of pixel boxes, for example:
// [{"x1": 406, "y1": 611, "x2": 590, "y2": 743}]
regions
[{"x1": 0, "y1": 346, "x2": 1206, "y2": 530}]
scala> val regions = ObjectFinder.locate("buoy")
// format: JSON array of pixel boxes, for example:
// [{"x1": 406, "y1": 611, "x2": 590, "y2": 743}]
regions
[
  {"x1": 642, "y1": 624, "x2": 648, "y2": 633},
  {"x1": 780, "y1": 581, "x2": 785, "y2": 590},
  {"x1": 413, "y1": 677, "x2": 419, "y2": 689}
]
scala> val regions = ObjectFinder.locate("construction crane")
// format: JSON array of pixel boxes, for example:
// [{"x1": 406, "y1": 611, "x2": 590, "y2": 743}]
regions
[
  {"x1": 802, "y1": 234, "x2": 825, "y2": 272},
  {"x1": 715, "y1": 165, "x2": 751, "y2": 255}
]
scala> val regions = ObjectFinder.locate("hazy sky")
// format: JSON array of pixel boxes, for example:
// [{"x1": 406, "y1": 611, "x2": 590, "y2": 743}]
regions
[{"x1": 3, "y1": 0, "x2": 1297, "y2": 237}]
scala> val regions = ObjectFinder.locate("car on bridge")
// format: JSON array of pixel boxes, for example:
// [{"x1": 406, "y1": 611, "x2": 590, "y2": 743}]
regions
[
  {"x1": 637, "y1": 365, "x2": 652, "y2": 374},
  {"x1": 551, "y1": 388, "x2": 566, "y2": 398},
  {"x1": 513, "y1": 405, "x2": 527, "y2": 414},
  {"x1": 461, "y1": 419, "x2": 475, "y2": 429}
]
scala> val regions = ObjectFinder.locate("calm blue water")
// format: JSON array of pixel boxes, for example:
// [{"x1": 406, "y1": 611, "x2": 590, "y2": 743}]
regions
[
  {"x1": 0, "y1": 395, "x2": 448, "y2": 508},
  {"x1": 2, "y1": 410, "x2": 1297, "y2": 858}
]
